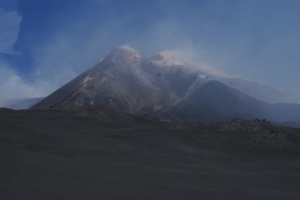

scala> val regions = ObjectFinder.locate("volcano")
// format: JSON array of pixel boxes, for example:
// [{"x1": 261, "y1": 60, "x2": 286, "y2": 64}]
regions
[
  {"x1": 31, "y1": 46, "x2": 209, "y2": 114},
  {"x1": 31, "y1": 46, "x2": 300, "y2": 124}
]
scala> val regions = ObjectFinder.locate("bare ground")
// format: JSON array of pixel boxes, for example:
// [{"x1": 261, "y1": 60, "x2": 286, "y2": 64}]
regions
[{"x1": 1, "y1": 107, "x2": 300, "y2": 200}]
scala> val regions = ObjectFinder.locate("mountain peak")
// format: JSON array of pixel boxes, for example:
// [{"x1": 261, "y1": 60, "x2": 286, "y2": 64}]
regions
[{"x1": 102, "y1": 45, "x2": 146, "y2": 64}]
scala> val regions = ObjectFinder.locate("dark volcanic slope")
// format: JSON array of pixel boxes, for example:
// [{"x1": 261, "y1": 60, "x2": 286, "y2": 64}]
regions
[
  {"x1": 1, "y1": 107, "x2": 300, "y2": 200},
  {"x1": 157, "y1": 80, "x2": 271, "y2": 123}
]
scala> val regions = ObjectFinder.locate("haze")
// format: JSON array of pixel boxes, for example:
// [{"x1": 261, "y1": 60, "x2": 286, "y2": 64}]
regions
[{"x1": 0, "y1": 0, "x2": 300, "y2": 105}]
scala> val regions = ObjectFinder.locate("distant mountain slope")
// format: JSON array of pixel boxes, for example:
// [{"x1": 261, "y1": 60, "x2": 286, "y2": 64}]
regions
[{"x1": 207, "y1": 75, "x2": 300, "y2": 104}]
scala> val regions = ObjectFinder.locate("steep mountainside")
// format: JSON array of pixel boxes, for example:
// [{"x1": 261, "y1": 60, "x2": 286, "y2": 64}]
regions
[{"x1": 32, "y1": 46, "x2": 164, "y2": 113}]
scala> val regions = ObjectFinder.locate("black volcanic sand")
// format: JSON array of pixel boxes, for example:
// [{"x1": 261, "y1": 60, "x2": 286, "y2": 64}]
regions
[{"x1": 1, "y1": 107, "x2": 300, "y2": 200}]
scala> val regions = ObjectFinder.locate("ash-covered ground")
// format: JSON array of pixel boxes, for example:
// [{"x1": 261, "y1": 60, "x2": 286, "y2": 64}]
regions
[{"x1": 1, "y1": 107, "x2": 300, "y2": 200}]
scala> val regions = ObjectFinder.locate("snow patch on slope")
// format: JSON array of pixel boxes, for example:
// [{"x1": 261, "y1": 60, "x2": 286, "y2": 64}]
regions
[{"x1": 82, "y1": 75, "x2": 93, "y2": 87}]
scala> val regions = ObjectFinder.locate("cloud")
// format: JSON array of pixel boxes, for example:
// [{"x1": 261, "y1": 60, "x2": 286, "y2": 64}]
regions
[
  {"x1": 1, "y1": 0, "x2": 299, "y2": 104},
  {"x1": 0, "y1": 59, "x2": 79, "y2": 107},
  {"x1": 0, "y1": 8, "x2": 21, "y2": 54},
  {"x1": 170, "y1": 42, "x2": 207, "y2": 63},
  {"x1": 0, "y1": 62, "x2": 42, "y2": 106}
]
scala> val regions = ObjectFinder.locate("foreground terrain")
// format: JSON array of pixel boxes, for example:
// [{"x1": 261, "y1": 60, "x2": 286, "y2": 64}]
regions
[{"x1": 1, "y1": 107, "x2": 300, "y2": 200}]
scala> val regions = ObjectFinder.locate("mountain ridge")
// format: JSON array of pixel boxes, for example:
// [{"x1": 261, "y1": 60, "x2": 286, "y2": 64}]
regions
[{"x1": 151, "y1": 50, "x2": 300, "y2": 104}]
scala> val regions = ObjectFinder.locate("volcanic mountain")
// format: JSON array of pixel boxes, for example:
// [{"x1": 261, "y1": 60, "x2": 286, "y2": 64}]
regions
[
  {"x1": 31, "y1": 46, "x2": 209, "y2": 114},
  {"x1": 31, "y1": 46, "x2": 300, "y2": 124}
]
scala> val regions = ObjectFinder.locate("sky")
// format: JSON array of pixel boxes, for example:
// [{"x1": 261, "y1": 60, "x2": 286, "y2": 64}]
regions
[{"x1": 0, "y1": 0, "x2": 300, "y2": 104}]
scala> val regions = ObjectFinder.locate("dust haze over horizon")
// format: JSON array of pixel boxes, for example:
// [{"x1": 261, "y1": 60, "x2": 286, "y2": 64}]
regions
[{"x1": 0, "y1": 0, "x2": 300, "y2": 105}]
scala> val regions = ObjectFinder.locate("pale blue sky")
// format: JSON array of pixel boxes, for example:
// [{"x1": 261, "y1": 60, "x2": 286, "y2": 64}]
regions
[{"x1": 0, "y1": 0, "x2": 299, "y2": 101}]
